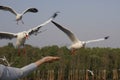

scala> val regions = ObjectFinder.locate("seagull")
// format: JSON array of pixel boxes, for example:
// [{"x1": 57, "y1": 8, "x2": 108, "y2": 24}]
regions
[
  {"x1": 0, "y1": 56, "x2": 11, "y2": 66},
  {"x1": 0, "y1": 12, "x2": 59, "y2": 55},
  {"x1": 87, "y1": 69, "x2": 94, "y2": 76},
  {"x1": 51, "y1": 21, "x2": 109, "y2": 55},
  {"x1": 0, "y1": 5, "x2": 38, "y2": 24}
]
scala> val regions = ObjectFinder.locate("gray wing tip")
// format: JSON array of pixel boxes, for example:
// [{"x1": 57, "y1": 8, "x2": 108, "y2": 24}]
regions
[
  {"x1": 0, "y1": 5, "x2": 10, "y2": 9},
  {"x1": 104, "y1": 36, "x2": 109, "y2": 39},
  {"x1": 28, "y1": 8, "x2": 38, "y2": 13},
  {"x1": 0, "y1": 6, "x2": 5, "y2": 9},
  {"x1": 51, "y1": 20, "x2": 55, "y2": 23},
  {"x1": 52, "y1": 11, "x2": 60, "y2": 18},
  {"x1": 51, "y1": 20, "x2": 60, "y2": 27}
]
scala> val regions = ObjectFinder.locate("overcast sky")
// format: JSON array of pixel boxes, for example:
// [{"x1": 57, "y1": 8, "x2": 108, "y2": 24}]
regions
[{"x1": 0, "y1": 0, "x2": 120, "y2": 48}]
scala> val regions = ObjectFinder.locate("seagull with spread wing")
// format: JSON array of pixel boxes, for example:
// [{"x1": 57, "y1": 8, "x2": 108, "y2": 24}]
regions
[
  {"x1": 0, "y1": 5, "x2": 38, "y2": 24},
  {"x1": 87, "y1": 69, "x2": 94, "y2": 76},
  {"x1": 0, "y1": 12, "x2": 59, "y2": 55},
  {"x1": 51, "y1": 21, "x2": 109, "y2": 55}
]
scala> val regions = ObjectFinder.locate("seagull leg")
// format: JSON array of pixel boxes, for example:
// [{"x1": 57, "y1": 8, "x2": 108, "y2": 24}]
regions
[
  {"x1": 71, "y1": 48, "x2": 76, "y2": 55},
  {"x1": 17, "y1": 21, "x2": 19, "y2": 25},
  {"x1": 23, "y1": 47, "x2": 26, "y2": 55},
  {"x1": 18, "y1": 48, "x2": 21, "y2": 56},
  {"x1": 21, "y1": 20, "x2": 24, "y2": 24}
]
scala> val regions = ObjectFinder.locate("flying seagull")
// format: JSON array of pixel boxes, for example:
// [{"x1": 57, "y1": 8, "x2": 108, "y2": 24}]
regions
[
  {"x1": 0, "y1": 56, "x2": 11, "y2": 66},
  {"x1": 0, "y1": 5, "x2": 38, "y2": 24},
  {"x1": 0, "y1": 12, "x2": 59, "y2": 55},
  {"x1": 87, "y1": 69, "x2": 94, "y2": 76},
  {"x1": 51, "y1": 21, "x2": 109, "y2": 54}
]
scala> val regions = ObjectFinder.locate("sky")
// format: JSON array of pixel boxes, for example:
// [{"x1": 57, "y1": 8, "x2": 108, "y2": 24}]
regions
[{"x1": 0, "y1": 0, "x2": 120, "y2": 48}]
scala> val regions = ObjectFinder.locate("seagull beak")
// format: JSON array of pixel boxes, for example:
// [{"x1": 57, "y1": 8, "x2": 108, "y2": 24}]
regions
[{"x1": 26, "y1": 35, "x2": 29, "y2": 39}]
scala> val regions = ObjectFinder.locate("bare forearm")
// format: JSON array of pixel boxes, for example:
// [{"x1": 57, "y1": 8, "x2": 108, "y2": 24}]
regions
[
  {"x1": 34, "y1": 56, "x2": 60, "y2": 67},
  {"x1": 34, "y1": 59, "x2": 45, "y2": 67}
]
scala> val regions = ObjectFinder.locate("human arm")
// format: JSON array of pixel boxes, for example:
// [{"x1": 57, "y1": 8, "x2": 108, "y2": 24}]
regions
[
  {"x1": 20, "y1": 56, "x2": 60, "y2": 78},
  {"x1": 35, "y1": 56, "x2": 60, "y2": 67}
]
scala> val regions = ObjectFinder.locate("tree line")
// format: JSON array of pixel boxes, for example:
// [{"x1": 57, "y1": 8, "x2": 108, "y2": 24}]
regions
[{"x1": 0, "y1": 43, "x2": 120, "y2": 79}]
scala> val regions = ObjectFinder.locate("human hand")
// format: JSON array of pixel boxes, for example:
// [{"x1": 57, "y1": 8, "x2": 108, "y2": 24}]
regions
[{"x1": 41, "y1": 56, "x2": 60, "y2": 63}]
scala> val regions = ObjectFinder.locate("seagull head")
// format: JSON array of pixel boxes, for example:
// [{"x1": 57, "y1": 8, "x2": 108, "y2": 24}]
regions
[
  {"x1": 23, "y1": 32, "x2": 29, "y2": 39},
  {"x1": 25, "y1": 34, "x2": 29, "y2": 39},
  {"x1": 82, "y1": 42, "x2": 86, "y2": 48}
]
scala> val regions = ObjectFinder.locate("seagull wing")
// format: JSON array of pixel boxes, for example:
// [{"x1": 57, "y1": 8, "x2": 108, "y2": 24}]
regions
[
  {"x1": 0, "y1": 5, "x2": 17, "y2": 15},
  {"x1": 27, "y1": 12, "x2": 59, "y2": 35},
  {"x1": 85, "y1": 36, "x2": 109, "y2": 44},
  {"x1": 22, "y1": 8, "x2": 38, "y2": 15},
  {"x1": 0, "y1": 31, "x2": 17, "y2": 40},
  {"x1": 51, "y1": 21, "x2": 80, "y2": 43}
]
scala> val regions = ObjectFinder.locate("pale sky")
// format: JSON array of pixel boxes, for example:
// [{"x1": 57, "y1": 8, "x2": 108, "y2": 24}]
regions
[{"x1": 0, "y1": 0, "x2": 120, "y2": 48}]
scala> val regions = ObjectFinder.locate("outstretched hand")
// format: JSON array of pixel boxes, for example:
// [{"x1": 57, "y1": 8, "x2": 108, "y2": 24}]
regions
[
  {"x1": 35, "y1": 56, "x2": 60, "y2": 66},
  {"x1": 41, "y1": 56, "x2": 60, "y2": 63}
]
